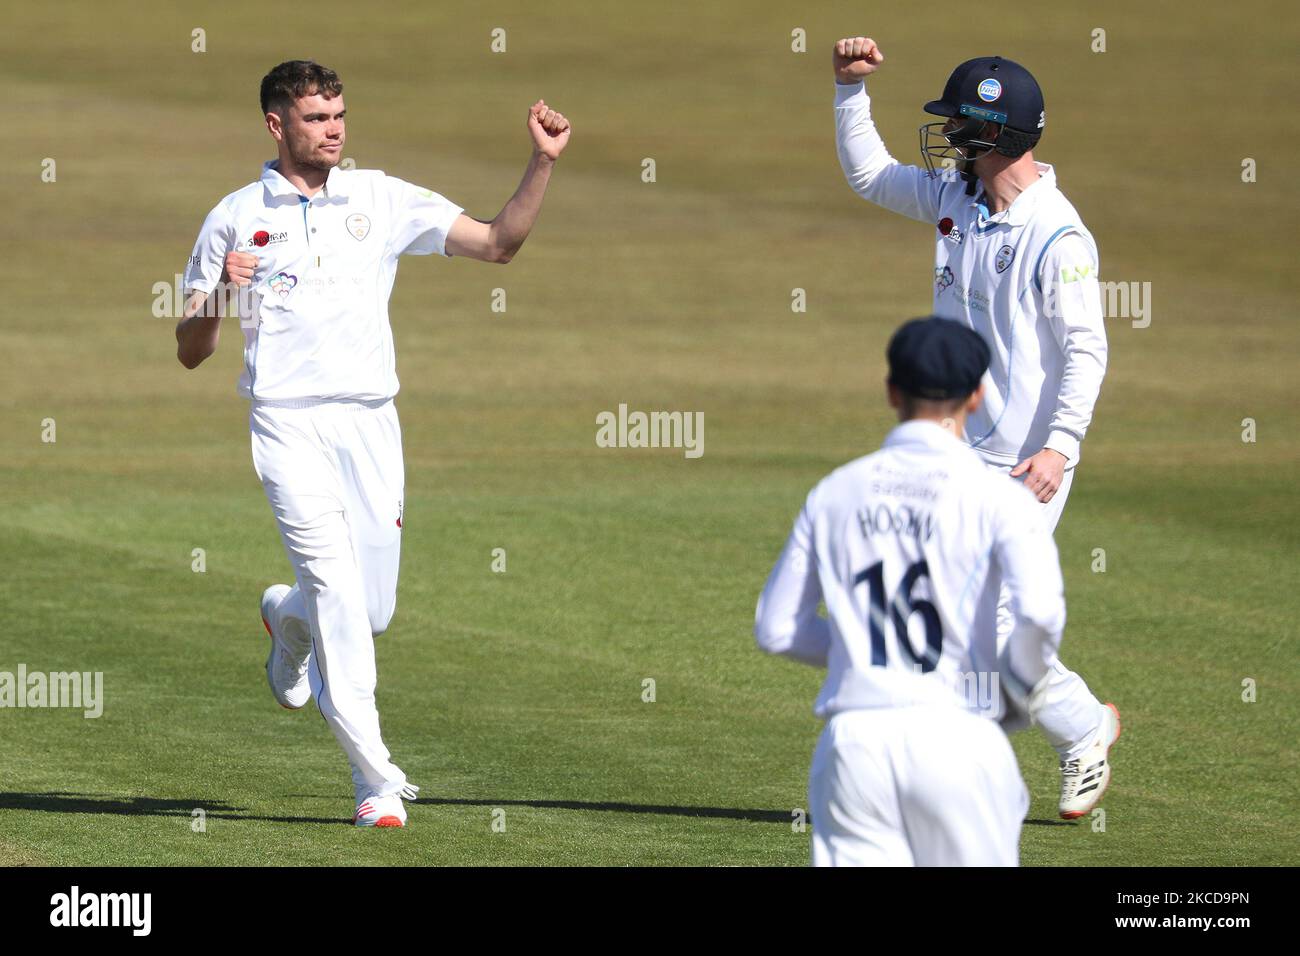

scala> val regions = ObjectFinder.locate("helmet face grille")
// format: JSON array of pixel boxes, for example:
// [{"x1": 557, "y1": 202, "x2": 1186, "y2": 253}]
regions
[{"x1": 919, "y1": 120, "x2": 998, "y2": 180}]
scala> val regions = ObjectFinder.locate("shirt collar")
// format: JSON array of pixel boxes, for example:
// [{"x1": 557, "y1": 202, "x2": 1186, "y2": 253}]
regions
[
  {"x1": 260, "y1": 160, "x2": 350, "y2": 202},
  {"x1": 881, "y1": 419, "x2": 967, "y2": 451},
  {"x1": 972, "y1": 161, "x2": 1054, "y2": 227}
]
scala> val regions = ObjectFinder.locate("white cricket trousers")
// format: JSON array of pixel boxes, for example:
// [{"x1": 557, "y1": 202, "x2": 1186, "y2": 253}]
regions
[
  {"x1": 988, "y1": 463, "x2": 1105, "y2": 759},
  {"x1": 250, "y1": 398, "x2": 409, "y2": 800},
  {"x1": 809, "y1": 707, "x2": 1029, "y2": 867}
]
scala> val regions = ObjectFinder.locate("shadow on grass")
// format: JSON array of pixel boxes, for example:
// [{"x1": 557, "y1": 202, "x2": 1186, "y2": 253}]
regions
[
  {"x1": 0, "y1": 792, "x2": 342, "y2": 826},
  {"x1": 411, "y1": 795, "x2": 794, "y2": 823},
  {"x1": 3, "y1": 792, "x2": 1060, "y2": 829},
  {"x1": 0, "y1": 791, "x2": 796, "y2": 826},
  {"x1": 413, "y1": 797, "x2": 1071, "y2": 827}
]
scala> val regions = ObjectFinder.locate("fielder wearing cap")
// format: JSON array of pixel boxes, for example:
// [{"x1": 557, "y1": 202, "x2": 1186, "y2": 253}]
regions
[
  {"x1": 175, "y1": 60, "x2": 572, "y2": 829},
  {"x1": 756, "y1": 316, "x2": 1094, "y2": 865},
  {"x1": 827, "y1": 37, "x2": 1119, "y2": 821}
]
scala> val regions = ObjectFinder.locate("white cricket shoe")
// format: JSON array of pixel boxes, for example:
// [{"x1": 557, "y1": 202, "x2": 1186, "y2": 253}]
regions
[
  {"x1": 354, "y1": 784, "x2": 419, "y2": 828},
  {"x1": 260, "y1": 584, "x2": 312, "y2": 710},
  {"x1": 1059, "y1": 702, "x2": 1122, "y2": 820}
]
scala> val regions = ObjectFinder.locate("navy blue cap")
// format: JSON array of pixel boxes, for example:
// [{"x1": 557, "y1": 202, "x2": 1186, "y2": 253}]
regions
[
  {"x1": 887, "y1": 316, "x2": 990, "y2": 400},
  {"x1": 924, "y1": 55, "x2": 1044, "y2": 136}
]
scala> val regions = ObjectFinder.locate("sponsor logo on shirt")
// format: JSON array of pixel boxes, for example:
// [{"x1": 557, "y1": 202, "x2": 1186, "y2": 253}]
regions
[
  {"x1": 977, "y1": 78, "x2": 1002, "y2": 102},
  {"x1": 950, "y1": 282, "x2": 990, "y2": 314},
  {"x1": 935, "y1": 265, "x2": 954, "y2": 291},
  {"x1": 346, "y1": 214, "x2": 371, "y2": 241},
  {"x1": 1060, "y1": 264, "x2": 1096, "y2": 283},
  {"x1": 995, "y1": 244, "x2": 1016, "y2": 273},
  {"x1": 938, "y1": 217, "x2": 963, "y2": 245},
  {"x1": 246, "y1": 230, "x2": 289, "y2": 249},
  {"x1": 269, "y1": 272, "x2": 298, "y2": 298}
]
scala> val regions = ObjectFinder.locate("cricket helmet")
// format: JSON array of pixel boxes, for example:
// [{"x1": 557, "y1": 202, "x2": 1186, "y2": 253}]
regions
[{"x1": 919, "y1": 56, "x2": 1045, "y2": 181}]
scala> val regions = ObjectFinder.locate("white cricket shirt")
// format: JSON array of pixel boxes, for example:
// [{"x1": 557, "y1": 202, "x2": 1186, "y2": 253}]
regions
[
  {"x1": 755, "y1": 420, "x2": 1066, "y2": 718},
  {"x1": 184, "y1": 161, "x2": 463, "y2": 403},
  {"x1": 834, "y1": 81, "x2": 1108, "y2": 466}
]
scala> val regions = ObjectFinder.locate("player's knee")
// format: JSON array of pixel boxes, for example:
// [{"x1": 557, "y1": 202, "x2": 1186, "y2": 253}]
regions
[{"x1": 369, "y1": 597, "x2": 397, "y2": 636}]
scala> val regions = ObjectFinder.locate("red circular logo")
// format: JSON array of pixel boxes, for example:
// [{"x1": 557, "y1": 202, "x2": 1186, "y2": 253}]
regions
[
  {"x1": 253, "y1": 230, "x2": 270, "y2": 247},
  {"x1": 938, "y1": 217, "x2": 953, "y2": 236}
]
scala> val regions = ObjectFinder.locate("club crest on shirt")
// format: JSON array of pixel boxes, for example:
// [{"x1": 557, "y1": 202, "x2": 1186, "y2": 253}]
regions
[
  {"x1": 995, "y1": 244, "x2": 1015, "y2": 273},
  {"x1": 346, "y1": 214, "x2": 371, "y2": 241},
  {"x1": 269, "y1": 272, "x2": 298, "y2": 298}
]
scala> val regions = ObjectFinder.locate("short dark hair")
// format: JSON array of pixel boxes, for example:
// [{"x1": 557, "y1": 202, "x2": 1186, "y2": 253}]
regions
[
  {"x1": 259, "y1": 60, "x2": 343, "y2": 117},
  {"x1": 897, "y1": 393, "x2": 969, "y2": 419}
]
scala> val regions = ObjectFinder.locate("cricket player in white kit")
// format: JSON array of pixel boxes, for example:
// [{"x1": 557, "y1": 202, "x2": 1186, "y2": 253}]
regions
[
  {"x1": 756, "y1": 316, "x2": 1083, "y2": 865},
  {"x1": 829, "y1": 37, "x2": 1119, "y2": 818},
  {"x1": 174, "y1": 61, "x2": 571, "y2": 827}
]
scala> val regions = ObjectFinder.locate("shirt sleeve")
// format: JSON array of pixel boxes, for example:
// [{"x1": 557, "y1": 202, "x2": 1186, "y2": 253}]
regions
[
  {"x1": 386, "y1": 177, "x2": 465, "y2": 257},
  {"x1": 1039, "y1": 232, "x2": 1109, "y2": 465},
  {"x1": 184, "y1": 201, "x2": 234, "y2": 295},
  {"x1": 991, "y1": 482, "x2": 1066, "y2": 705},
  {"x1": 754, "y1": 492, "x2": 832, "y2": 668},
  {"x1": 834, "y1": 80, "x2": 944, "y2": 225}
]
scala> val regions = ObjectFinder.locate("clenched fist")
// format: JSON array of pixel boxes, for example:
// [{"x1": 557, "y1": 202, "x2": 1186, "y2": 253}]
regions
[
  {"x1": 221, "y1": 251, "x2": 259, "y2": 287},
  {"x1": 833, "y1": 36, "x2": 884, "y2": 85},
  {"x1": 528, "y1": 100, "x2": 571, "y2": 161}
]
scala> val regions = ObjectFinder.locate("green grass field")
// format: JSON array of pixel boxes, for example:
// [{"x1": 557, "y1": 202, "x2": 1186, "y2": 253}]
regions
[{"x1": 1, "y1": 0, "x2": 1296, "y2": 865}]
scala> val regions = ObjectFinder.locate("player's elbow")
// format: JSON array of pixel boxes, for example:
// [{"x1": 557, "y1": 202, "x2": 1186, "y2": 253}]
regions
[
  {"x1": 838, "y1": 154, "x2": 892, "y2": 202},
  {"x1": 755, "y1": 622, "x2": 794, "y2": 656},
  {"x1": 754, "y1": 603, "x2": 796, "y2": 656},
  {"x1": 1015, "y1": 592, "x2": 1066, "y2": 638}
]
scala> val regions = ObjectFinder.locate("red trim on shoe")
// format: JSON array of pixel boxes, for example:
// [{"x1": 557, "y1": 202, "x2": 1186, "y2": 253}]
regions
[
  {"x1": 375, "y1": 815, "x2": 403, "y2": 827},
  {"x1": 1059, "y1": 703, "x2": 1122, "y2": 820},
  {"x1": 1105, "y1": 702, "x2": 1122, "y2": 744}
]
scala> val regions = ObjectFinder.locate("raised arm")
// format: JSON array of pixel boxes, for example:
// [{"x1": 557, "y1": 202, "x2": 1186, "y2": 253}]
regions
[
  {"x1": 445, "y1": 100, "x2": 571, "y2": 264},
  {"x1": 832, "y1": 36, "x2": 943, "y2": 224}
]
